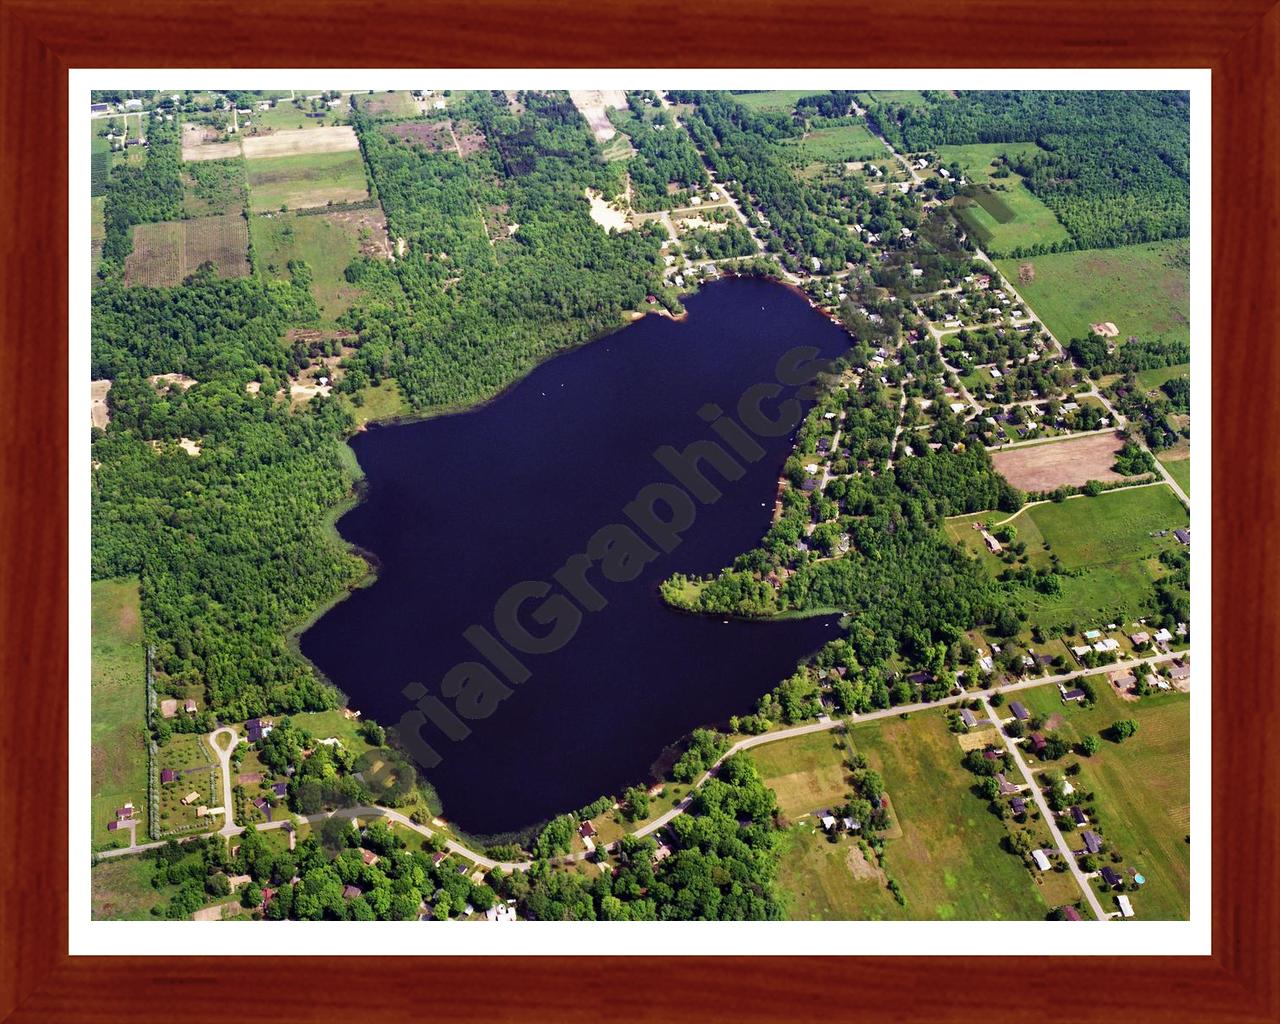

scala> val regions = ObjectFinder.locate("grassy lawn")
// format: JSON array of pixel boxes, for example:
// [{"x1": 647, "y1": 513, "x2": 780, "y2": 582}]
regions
[
  {"x1": 937, "y1": 141, "x2": 1046, "y2": 185},
  {"x1": 845, "y1": 710, "x2": 1049, "y2": 920},
  {"x1": 154, "y1": 732, "x2": 220, "y2": 835},
  {"x1": 750, "y1": 730, "x2": 852, "y2": 818},
  {"x1": 246, "y1": 151, "x2": 368, "y2": 213},
  {"x1": 245, "y1": 99, "x2": 351, "y2": 133},
  {"x1": 92, "y1": 578, "x2": 149, "y2": 851},
  {"x1": 250, "y1": 211, "x2": 367, "y2": 319},
  {"x1": 947, "y1": 486, "x2": 1189, "y2": 629},
  {"x1": 1159, "y1": 451, "x2": 1191, "y2": 494},
  {"x1": 998, "y1": 239, "x2": 1190, "y2": 344},
  {"x1": 1137, "y1": 362, "x2": 1190, "y2": 390},
  {"x1": 1016, "y1": 684, "x2": 1190, "y2": 920},
  {"x1": 345, "y1": 380, "x2": 411, "y2": 426},
  {"x1": 780, "y1": 123, "x2": 884, "y2": 165},
  {"x1": 288, "y1": 709, "x2": 379, "y2": 755},
  {"x1": 91, "y1": 855, "x2": 160, "y2": 920},
  {"x1": 775, "y1": 825, "x2": 908, "y2": 920}
]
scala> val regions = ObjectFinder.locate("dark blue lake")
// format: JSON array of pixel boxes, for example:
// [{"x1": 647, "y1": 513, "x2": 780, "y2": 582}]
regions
[{"x1": 300, "y1": 277, "x2": 852, "y2": 836}]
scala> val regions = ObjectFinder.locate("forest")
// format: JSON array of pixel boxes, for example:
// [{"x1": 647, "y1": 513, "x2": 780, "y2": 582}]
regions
[
  {"x1": 101, "y1": 114, "x2": 183, "y2": 266},
  {"x1": 865, "y1": 91, "x2": 1190, "y2": 254},
  {"x1": 337, "y1": 93, "x2": 669, "y2": 410},
  {"x1": 611, "y1": 96, "x2": 709, "y2": 211},
  {"x1": 91, "y1": 273, "x2": 363, "y2": 718}
]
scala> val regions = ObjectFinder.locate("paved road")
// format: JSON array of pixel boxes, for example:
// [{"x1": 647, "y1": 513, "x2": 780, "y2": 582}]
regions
[
  {"x1": 209, "y1": 726, "x2": 239, "y2": 837},
  {"x1": 1089, "y1": 388, "x2": 1190, "y2": 505},
  {"x1": 982, "y1": 697, "x2": 1107, "y2": 920},
  {"x1": 98, "y1": 649, "x2": 1186, "y2": 882}
]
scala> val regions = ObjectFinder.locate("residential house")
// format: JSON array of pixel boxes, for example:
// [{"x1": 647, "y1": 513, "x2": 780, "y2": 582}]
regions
[
  {"x1": 1169, "y1": 661, "x2": 1191, "y2": 681},
  {"x1": 1011, "y1": 797, "x2": 1027, "y2": 816},
  {"x1": 361, "y1": 849, "x2": 380, "y2": 866},
  {"x1": 342, "y1": 885, "x2": 362, "y2": 901},
  {"x1": 1010, "y1": 701, "x2": 1030, "y2": 721},
  {"x1": 1029, "y1": 732, "x2": 1047, "y2": 755},
  {"x1": 184, "y1": 699, "x2": 197, "y2": 714},
  {"x1": 1173, "y1": 528, "x2": 1190, "y2": 546},
  {"x1": 1061, "y1": 687, "x2": 1087, "y2": 703},
  {"x1": 1153, "y1": 627, "x2": 1173, "y2": 645},
  {"x1": 1032, "y1": 849, "x2": 1052, "y2": 871},
  {"x1": 1116, "y1": 894, "x2": 1135, "y2": 918},
  {"x1": 1071, "y1": 805, "x2": 1088, "y2": 826},
  {"x1": 181, "y1": 791, "x2": 201, "y2": 805},
  {"x1": 160, "y1": 769, "x2": 178, "y2": 784},
  {"x1": 959, "y1": 708, "x2": 978, "y2": 728},
  {"x1": 579, "y1": 821, "x2": 597, "y2": 840},
  {"x1": 996, "y1": 773, "x2": 1019, "y2": 796},
  {"x1": 1081, "y1": 830, "x2": 1104, "y2": 855},
  {"x1": 1100, "y1": 866, "x2": 1123, "y2": 888}
]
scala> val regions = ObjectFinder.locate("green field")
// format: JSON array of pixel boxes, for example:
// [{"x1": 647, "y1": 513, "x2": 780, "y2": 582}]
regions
[
  {"x1": 91, "y1": 578, "x2": 148, "y2": 851},
  {"x1": 781, "y1": 123, "x2": 884, "y2": 167},
  {"x1": 860, "y1": 90, "x2": 930, "y2": 107},
  {"x1": 731, "y1": 90, "x2": 821, "y2": 113},
  {"x1": 998, "y1": 239, "x2": 1190, "y2": 345},
  {"x1": 780, "y1": 710, "x2": 1051, "y2": 920},
  {"x1": 946, "y1": 484, "x2": 1189, "y2": 628},
  {"x1": 1159, "y1": 450, "x2": 1191, "y2": 494},
  {"x1": 90, "y1": 130, "x2": 112, "y2": 198},
  {"x1": 750, "y1": 730, "x2": 852, "y2": 818},
  {"x1": 355, "y1": 90, "x2": 421, "y2": 119},
  {"x1": 937, "y1": 142, "x2": 1047, "y2": 185},
  {"x1": 1015, "y1": 684, "x2": 1190, "y2": 919},
  {"x1": 92, "y1": 855, "x2": 160, "y2": 920},
  {"x1": 244, "y1": 97, "x2": 351, "y2": 133},
  {"x1": 775, "y1": 825, "x2": 909, "y2": 920},
  {"x1": 346, "y1": 379, "x2": 411, "y2": 426},
  {"x1": 1137, "y1": 362, "x2": 1190, "y2": 390},
  {"x1": 182, "y1": 157, "x2": 248, "y2": 217},
  {"x1": 250, "y1": 210, "x2": 370, "y2": 319},
  {"x1": 953, "y1": 182, "x2": 1070, "y2": 254},
  {"x1": 246, "y1": 151, "x2": 368, "y2": 213}
]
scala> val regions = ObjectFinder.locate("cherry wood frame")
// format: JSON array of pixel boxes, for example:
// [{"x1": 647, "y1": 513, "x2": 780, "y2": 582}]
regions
[{"x1": 2, "y1": 1, "x2": 1276, "y2": 1020}]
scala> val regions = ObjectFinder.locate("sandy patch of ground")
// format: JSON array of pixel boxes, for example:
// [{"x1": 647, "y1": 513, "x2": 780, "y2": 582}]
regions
[
  {"x1": 991, "y1": 431, "x2": 1130, "y2": 493},
  {"x1": 245, "y1": 381, "x2": 262, "y2": 394},
  {"x1": 289, "y1": 381, "x2": 333, "y2": 407},
  {"x1": 91, "y1": 379, "x2": 112, "y2": 429},
  {"x1": 570, "y1": 90, "x2": 627, "y2": 141},
  {"x1": 148, "y1": 373, "x2": 197, "y2": 392},
  {"x1": 1043, "y1": 713, "x2": 1065, "y2": 731},
  {"x1": 585, "y1": 188, "x2": 631, "y2": 233},
  {"x1": 846, "y1": 843, "x2": 889, "y2": 885},
  {"x1": 181, "y1": 123, "x2": 243, "y2": 162},
  {"x1": 178, "y1": 437, "x2": 202, "y2": 456},
  {"x1": 241, "y1": 125, "x2": 359, "y2": 160}
]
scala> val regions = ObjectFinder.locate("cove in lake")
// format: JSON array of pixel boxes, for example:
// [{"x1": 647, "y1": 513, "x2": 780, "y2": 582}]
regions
[{"x1": 301, "y1": 277, "x2": 853, "y2": 836}]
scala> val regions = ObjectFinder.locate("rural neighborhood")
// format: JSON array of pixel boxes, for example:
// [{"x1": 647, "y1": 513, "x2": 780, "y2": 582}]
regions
[{"x1": 91, "y1": 86, "x2": 1191, "y2": 925}]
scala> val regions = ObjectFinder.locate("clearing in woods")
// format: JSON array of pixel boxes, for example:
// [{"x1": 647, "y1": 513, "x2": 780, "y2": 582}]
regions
[
  {"x1": 990, "y1": 431, "x2": 1132, "y2": 493},
  {"x1": 245, "y1": 150, "x2": 369, "y2": 213},
  {"x1": 996, "y1": 239, "x2": 1191, "y2": 345},
  {"x1": 355, "y1": 91, "x2": 422, "y2": 120},
  {"x1": 241, "y1": 124, "x2": 360, "y2": 160},
  {"x1": 251, "y1": 206, "x2": 391, "y2": 320},
  {"x1": 91, "y1": 379, "x2": 112, "y2": 430},
  {"x1": 92, "y1": 578, "x2": 148, "y2": 851},
  {"x1": 123, "y1": 214, "x2": 250, "y2": 287},
  {"x1": 569, "y1": 90, "x2": 628, "y2": 141}
]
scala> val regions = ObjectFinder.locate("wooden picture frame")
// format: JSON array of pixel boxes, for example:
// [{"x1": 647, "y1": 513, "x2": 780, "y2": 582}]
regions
[{"x1": 1, "y1": 1, "x2": 1275, "y2": 1019}]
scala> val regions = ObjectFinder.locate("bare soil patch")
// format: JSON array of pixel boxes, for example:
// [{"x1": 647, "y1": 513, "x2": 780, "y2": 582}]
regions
[
  {"x1": 992, "y1": 431, "x2": 1131, "y2": 493},
  {"x1": 325, "y1": 205, "x2": 393, "y2": 259},
  {"x1": 148, "y1": 373, "x2": 197, "y2": 392},
  {"x1": 181, "y1": 123, "x2": 242, "y2": 162},
  {"x1": 569, "y1": 90, "x2": 627, "y2": 141},
  {"x1": 241, "y1": 125, "x2": 359, "y2": 160},
  {"x1": 585, "y1": 188, "x2": 631, "y2": 233},
  {"x1": 845, "y1": 843, "x2": 888, "y2": 884},
  {"x1": 91, "y1": 379, "x2": 112, "y2": 429}
]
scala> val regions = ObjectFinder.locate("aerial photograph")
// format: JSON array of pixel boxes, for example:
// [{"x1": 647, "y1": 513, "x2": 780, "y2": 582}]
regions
[{"x1": 88, "y1": 86, "x2": 1192, "y2": 924}]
